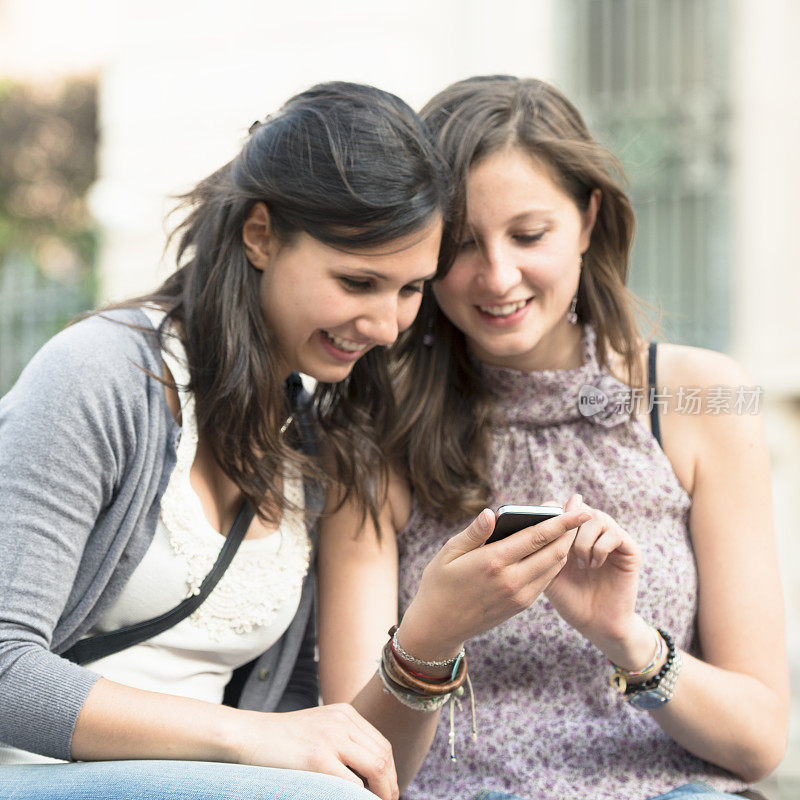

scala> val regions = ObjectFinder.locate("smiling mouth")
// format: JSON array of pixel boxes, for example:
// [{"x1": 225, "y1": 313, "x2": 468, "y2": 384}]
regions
[
  {"x1": 321, "y1": 330, "x2": 369, "y2": 353},
  {"x1": 477, "y1": 298, "x2": 531, "y2": 317}
]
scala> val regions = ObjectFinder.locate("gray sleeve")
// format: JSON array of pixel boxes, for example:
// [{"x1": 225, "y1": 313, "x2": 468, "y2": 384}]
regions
[{"x1": 0, "y1": 315, "x2": 153, "y2": 759}]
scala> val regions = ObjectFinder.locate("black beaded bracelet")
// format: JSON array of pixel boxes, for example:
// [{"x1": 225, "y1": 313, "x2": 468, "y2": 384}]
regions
[{"x1": 624, "y1": 628, "x2": 675, "y2": 695}]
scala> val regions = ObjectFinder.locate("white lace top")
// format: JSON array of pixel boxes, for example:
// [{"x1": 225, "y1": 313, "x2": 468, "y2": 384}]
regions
[{"x1": 83, "y1": 310, "x2": 311, "y2": 698}]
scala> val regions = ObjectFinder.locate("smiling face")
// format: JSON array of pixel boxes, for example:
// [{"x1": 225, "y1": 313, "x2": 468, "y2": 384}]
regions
[
  {"x1": 244, "y1": 203, "x2": 441, "y2": 383},
  {"x1": 433, "y1": 147, "x2": 599, "y2": 372}
]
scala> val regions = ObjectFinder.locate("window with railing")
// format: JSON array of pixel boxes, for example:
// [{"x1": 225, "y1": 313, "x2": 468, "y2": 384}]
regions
[{"x1": 557, "y1": 0, "x2": 732, "y2": 351}]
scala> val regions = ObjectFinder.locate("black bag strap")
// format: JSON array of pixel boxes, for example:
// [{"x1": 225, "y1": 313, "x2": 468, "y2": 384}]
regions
[
  {"x1": 62, "y1": 371, "x2": 307, "y2": 667},
  {"x1": 62, "y1": 500, "x2": 254, "y2": 666}
]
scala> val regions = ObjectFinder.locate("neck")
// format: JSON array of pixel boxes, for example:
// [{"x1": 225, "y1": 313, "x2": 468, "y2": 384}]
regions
[{"x1": 475, "y1": 321, "x2": 585, "y2": 373}]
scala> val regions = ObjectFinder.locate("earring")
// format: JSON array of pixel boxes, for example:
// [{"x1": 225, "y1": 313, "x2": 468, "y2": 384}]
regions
[
  {"x1": 566, "y1": 255, "x2": 582, "y2": 325},
  {"x1": 422, "y1": 314, "x2": 435, "y2": 347},
  {"x1": 566, "y1": 295, "x2": 578, "y2": 325}
]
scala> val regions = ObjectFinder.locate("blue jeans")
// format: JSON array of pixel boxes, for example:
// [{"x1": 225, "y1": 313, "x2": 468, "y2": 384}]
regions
[
  {"x1": 0, "y1": 760, "x2": 377, "y2": 799},
  {"x1": 469, "y1": 787, "x2": 748, "y2": 800},
  {"x1": 650, "y1": 784, "x2": 750, "y2": 799}
]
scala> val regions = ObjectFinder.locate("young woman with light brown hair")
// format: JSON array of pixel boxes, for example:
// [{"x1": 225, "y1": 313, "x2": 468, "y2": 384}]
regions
[{"x1": 320, "y1": 76, "x2": 788, "y2": 800}]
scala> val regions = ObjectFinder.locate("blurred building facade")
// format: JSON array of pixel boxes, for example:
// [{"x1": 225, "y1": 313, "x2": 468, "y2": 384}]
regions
[{"x1": 1, "y1": 0, "x2": 798, "y2": 793}]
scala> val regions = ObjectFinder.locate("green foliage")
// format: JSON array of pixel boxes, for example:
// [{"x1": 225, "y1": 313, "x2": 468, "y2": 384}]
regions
[
  {"x1": 0, "y1": 79, "x2": 98, "y2": 266},
  {"x1": 0, "y1": 79, "x2": 98, "y2": 393}
]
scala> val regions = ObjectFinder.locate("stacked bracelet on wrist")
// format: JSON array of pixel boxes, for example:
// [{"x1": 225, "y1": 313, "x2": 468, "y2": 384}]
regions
[
  {"x1": 609, "y1": 626, "x2": 683, "y2": 710},
  {"x1": 378, "y1": 626, "x2": 477, "y2": 761},
  {"x1": 608, "y1": 622, "x2": 665, "y2": 693}
]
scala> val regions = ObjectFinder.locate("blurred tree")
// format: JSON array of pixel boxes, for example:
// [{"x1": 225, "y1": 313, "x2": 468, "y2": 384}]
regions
[{"x1": 0, "y1": 79, "x2": 98, "y2": 393}]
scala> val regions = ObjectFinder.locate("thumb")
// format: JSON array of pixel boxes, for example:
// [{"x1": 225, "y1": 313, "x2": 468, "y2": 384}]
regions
[{"x1": 442, "y1": 508, "x2": 495, "y2": 560}]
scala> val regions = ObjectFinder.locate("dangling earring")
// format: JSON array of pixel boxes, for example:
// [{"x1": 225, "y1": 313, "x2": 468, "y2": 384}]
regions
[
  {"x1": 566, "y1": 295, "x2": 578, "y2": 325},
  {"x1": 422, "y1": 313, "x2": 435, "y2": 347},
  {"x1": 566, "y1": 255, "x2": 582, "y2": 325}
]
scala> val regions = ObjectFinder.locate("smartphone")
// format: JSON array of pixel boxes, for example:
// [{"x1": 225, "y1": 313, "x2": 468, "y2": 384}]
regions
[{"x1": 485, "y1": 504, "x2": 563, "y2": 545}]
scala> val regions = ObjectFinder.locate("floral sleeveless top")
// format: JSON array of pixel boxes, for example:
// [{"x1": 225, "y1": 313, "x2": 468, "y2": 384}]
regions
[{"x1": 396, "y1": 327, "x2": 746, "y2": 800}]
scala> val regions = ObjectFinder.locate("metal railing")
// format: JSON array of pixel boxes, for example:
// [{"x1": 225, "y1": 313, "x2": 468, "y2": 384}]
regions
[{"x1": 0, "y1": 254, "x2": 94, "y2": 395}]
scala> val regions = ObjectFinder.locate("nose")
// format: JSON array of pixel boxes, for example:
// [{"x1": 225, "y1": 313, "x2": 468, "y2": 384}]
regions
[
  {"x1": 477, "y1": 243, "x2": 521, "y2": 296},
  {"x1": 355, "y1": 294, "x2": 401, "y2": 347}
]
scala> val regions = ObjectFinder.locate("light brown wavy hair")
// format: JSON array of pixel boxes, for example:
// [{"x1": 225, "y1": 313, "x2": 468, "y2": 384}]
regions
[
  {"x1": 104, "y1": 81, "x2": 449, "y2": 529},
  {"x1": 389, "y1": 75, "x2": 643, "y2": 521}
]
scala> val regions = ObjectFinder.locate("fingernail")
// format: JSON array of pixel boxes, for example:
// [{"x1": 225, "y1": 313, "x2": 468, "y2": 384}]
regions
[
  {"x1": 576, "y1": 558, "x2": 586, "y2": 569},
  {"x1": 575, "y1": 493, "x2": 583, "y2": 506},
  {"x1": 479, "y1": 509, "x2": 492, "y2": 532},
  {"x1": 590, "y1": 557, "x2": 600, "y2": 568}
]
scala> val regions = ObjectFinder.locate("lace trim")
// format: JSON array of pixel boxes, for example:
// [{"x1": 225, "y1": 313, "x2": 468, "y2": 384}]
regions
[{"x1": 146, "y1": 309, "x2": 311, "y2": 640}]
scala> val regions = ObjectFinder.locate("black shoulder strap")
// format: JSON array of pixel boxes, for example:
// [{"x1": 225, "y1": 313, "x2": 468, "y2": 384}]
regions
[
  {"x1": 62, "y1": 501, "x2": 254, "y2": 666},
  {"x1": 647, "y1": 341, "x2": 662, "y2": 449}
]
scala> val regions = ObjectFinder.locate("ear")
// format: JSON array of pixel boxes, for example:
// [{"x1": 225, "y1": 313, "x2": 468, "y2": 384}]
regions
[
  {"x1": 242, "y1": 202, "x2": 276, "y2": 271},
  {"x1": 579, "y1": 188, "x2": 602, "y2": 254}
]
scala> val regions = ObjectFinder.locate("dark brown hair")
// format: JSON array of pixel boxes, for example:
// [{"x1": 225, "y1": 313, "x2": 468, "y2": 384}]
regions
[
  {"x1": 113, "y1": 81, "x2": 449, "y2": 526},
  {"x1": 389, "y1": 75, "x2": 641, "y2": 520}
]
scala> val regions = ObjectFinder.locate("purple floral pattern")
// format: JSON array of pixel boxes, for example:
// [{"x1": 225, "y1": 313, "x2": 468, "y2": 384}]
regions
[{"x1": 397, "y1": 328, "x2": 746, "y2": 800}]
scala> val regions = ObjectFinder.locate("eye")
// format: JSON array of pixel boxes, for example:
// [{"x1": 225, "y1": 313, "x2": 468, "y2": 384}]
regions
[
  {"x1": 458, "y1": 238, "x2": 476, "y2": 250},
  {"x1": 339, "y1": 276, "x2": 375, "y2": 292},
  {"x1": 399, "y1": 282, "x2": 425, "y2": 298},
  {"x1": 513, "y1": 231, "x2": 546, "y2": 245}
]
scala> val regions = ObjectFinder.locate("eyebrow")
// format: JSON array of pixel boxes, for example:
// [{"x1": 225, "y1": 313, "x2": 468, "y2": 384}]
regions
[
  {"x1": 505, "y1": 210, "x2": 554, "y2": 224},
  {"x1": 353, "y1": 268, "x2": 437, "y2": 283},
  {"x1": 467, "y1": 210, "x2": 553, "y2": 230}
]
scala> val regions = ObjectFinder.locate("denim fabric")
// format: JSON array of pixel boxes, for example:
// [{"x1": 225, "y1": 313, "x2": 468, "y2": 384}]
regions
[
  {"x1": 0, "y1": 760, "x2": 377, "y2": 799},
  {"x1": 649, "y1": 783, "x2": 750, "y2": 799},
  {"x1": 465, "y1": 786, "x2": 750, "y2": 800}
]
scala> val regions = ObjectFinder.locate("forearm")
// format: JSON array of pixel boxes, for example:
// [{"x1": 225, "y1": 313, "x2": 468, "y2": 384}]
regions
[
  {"x1": 73, "y1": 677, "x2": 401, "y2": 798},
  {"x1": 322, "y1": 610, "x2": 462, "y2": 791},
  {"x1": 648, "y1": 651, "x2": 788, "y2": 782},
  {"x1": 71, "y1": 677, "x2": 241, "y2": 762},
  {"x1": 596, "y1": 616, "x2": 788, "y2": 782},
  {"x1": 349, "y1": 672, "x2": 443, "y2": 792}
]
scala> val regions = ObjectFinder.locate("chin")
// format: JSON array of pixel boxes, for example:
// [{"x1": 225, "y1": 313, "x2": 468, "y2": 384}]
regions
[{"x1": 303, "y1": 363, "x2": 357, "y2": 385}]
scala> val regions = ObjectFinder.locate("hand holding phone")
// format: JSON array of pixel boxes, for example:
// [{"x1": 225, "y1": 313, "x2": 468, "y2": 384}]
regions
[{"x1": 485, "y1": 504, "x2": 564, "y2": 545}]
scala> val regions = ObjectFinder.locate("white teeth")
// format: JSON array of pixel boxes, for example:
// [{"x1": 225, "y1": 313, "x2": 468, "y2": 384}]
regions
[
  {"x1": 323, "y1": 331, "x2": 367, "y2": 352},
  {"x1": 479, "y1": 299, "x2": 528, "y2": 317}
]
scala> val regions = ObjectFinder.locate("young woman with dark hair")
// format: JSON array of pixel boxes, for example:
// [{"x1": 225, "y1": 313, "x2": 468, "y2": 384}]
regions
[
  {"x1": 0, "y1": 80, "x2": 590, "y2": 800},
  {"x1": 320, "y1": 76, "x2": 787, "y2": 800}
]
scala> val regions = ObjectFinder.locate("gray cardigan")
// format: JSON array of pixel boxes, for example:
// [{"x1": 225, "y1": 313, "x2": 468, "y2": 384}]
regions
[{"x1": 0, "y1": 309, "x2": 322, "y2": 761}]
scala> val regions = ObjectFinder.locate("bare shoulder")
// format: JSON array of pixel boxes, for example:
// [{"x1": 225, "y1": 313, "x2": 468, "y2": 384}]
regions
[
  {"x1": 642, "y1": 344, "x2": 764, "y2": 498},
  {"x1": 653, "y1": 342, "x2": 753, "y2": 391},
  {"x1": 655, "y1": 343, "x2": 764, "y2": 435}
]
